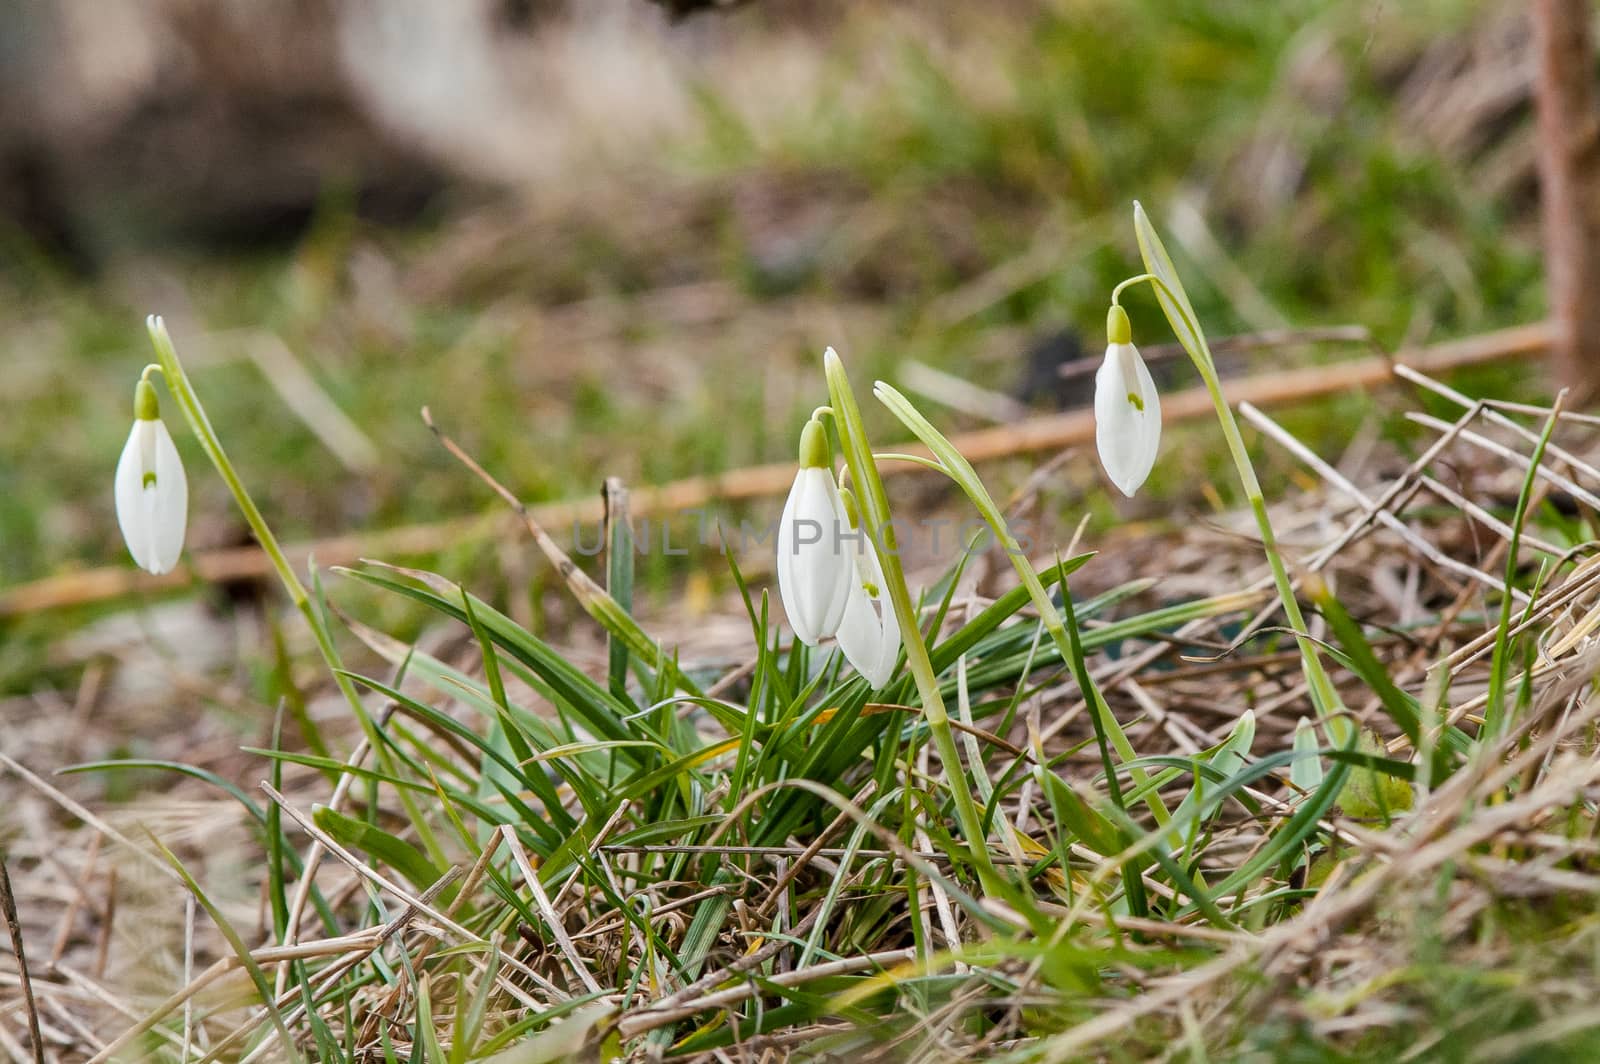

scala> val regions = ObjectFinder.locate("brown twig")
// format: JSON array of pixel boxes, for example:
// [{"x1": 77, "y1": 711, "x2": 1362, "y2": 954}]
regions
[
  {"x1": 0, "y1": 851, "x2": 45, "y2": 1064},
  {"x1": 91, "y1": 867, "x2": 115, "y2": 982},
  {"x1": 1531, "y1": 0, "x2": 1600, "y2": 399}
]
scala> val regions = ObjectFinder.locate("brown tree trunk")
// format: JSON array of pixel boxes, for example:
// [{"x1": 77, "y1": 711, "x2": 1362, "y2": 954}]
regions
[{"x1": 1532, "y1": 0, "x2": 1600, "y2": 402}]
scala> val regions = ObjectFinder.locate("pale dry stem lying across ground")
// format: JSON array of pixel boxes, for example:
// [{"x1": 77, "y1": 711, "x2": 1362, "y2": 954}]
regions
[{"x1": 5, "y1": 355, "x2": 1600, "y2": 1061}]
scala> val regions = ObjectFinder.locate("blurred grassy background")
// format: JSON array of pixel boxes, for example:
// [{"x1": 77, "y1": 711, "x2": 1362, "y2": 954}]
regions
[{"x1": 0, "y1": 0, "x2": 1551, "y2": 681}]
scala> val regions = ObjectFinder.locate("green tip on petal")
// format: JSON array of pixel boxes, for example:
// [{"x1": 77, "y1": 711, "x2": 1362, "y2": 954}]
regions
[
  {"x1": 134, "y1": 377, "x2": 160, "y2": 421},
  {"x1": 798, "y1": 418, "x2": 831, "y2": 468},
  {"x1": 837, "y1": 486, "x2": 861, "y2": 528},
  {"x1": 1107, "y1": 304, "x2": 1132, "y2": 345}
]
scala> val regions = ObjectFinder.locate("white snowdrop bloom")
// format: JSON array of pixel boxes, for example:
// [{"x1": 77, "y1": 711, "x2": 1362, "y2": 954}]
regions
[
  {"x1": 833, "y1": 490, "x2": 900, "y2": 688},
  {"x1": 1094, "y1": 303, "x2": 1162, "y2": 497},
  {"x1": 114, "y1": 378, "x2": 188, "y2": 575},
  {"x1": 776, "y1": 418, "x2": 853, "y2": 645}
]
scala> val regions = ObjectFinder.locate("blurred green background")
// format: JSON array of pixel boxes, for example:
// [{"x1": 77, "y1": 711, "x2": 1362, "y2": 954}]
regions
[{"x1": 0, "y1": 0, "x2": 1549, "y2": 652}]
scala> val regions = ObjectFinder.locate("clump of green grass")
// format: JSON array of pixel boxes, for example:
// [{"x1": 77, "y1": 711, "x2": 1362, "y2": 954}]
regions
[{"x1": 40, "y1": 200, "x2": 1600, "y2": 1062}]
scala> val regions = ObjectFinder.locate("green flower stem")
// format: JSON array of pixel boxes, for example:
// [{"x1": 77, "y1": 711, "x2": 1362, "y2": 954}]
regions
[
  {"x1": 1109, "y1": 273, "x2": 1159, "y2": 307},
  {"x1": 145, "y1": 318, "x2": 380, "y2": 744},
  {"x1": 147, "y1": 317, "x2": 391, "y2": 995},
  {"x1": 1111, "y1": 276, "x2": 1347, "y2": 741},
  {"x1": 872, "y1": 383, "x2": 1171, "y2": 826},
  {"x1": 822, "y1": 352, "x2": 1003, "y2": 896}
]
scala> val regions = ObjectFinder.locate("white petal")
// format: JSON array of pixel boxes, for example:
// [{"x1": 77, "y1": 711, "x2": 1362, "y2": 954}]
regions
[
  {"x1": 836, "y1": 585, "x2": 887, "y2": 686},
  {"x1": 1131, "y1": 346, "x2": 1162, "y2": 482},
  {"x1": 835, "y1": 539, "x2": 901, "y2": 688},
  {"x1": 867, "y1": 593, "x2": 902, "y2": 686},
  {"x1": 114, "y1": 419, "x2": 187, "y2": 575},
  {"x1": 1093, "y1": 352, "x2": 1139, "y2": 496},
  {"x1": 1093, "y1": 343, "x2": 1161, "y2": 497},
  {"x1": 148, "y1": 419, "x2": 188, "y2": 574},
  {"x1": 114, "y1": 423, "x2": 153, "y2": 572},
  {"x1": 776, "y1": 467, "x2": 853, "y2": 645}
]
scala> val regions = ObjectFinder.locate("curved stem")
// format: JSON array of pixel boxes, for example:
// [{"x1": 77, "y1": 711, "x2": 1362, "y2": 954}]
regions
[
  {"x1": 1112, "y1": 275, "x2": 1346, "y2": 737},
  {"x1": 145, "y1": 316, "x2": 388, "y2": 974},
  {"x1": 1110, "y1": 273, "x2": 1159, "y2": 306},
  {"x1": 147, "y1": 318, "x2": 377, "y2": 731},
  {"x1": 873, "y1": 381, "x2": 1171, "y2": 826}
]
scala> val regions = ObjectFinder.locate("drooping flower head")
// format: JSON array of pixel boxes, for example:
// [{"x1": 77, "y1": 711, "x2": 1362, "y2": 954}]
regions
[
  {"x1": 776, "y1": 418, "x2": 854, "y2": 645},
  {"x1": 114, "y1": 377, "x2": 188, "y2": 575},
  {"x1": 833, "y1": 487, "x2": 901, "y2": 688},
  {"x1": 1094, "y1": 303, "x2": 1161, "y2": 497}
]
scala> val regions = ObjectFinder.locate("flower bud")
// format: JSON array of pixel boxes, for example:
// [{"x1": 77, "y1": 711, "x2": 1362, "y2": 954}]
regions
[
  {"x1": 114, "y1": 379, "x2": 187, "y2": 574},
  {"x1": 1094, "y1": 307, "x2": 1161, "y2": 497},
  {"x1": 776, "y1": 419, "x2": 853, "y2": 645}
]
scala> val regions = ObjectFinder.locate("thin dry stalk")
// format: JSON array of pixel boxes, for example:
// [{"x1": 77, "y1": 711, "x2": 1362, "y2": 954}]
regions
[
  {"x1": 499, "y1": 825, "x2": 603, "y2": 996},
  {"x1": 0, "y1": 853, "x2": 44, "y2": 1064},
  {"x1": 1241, "y1": 401, "x2": 1528, "y2": 602}
]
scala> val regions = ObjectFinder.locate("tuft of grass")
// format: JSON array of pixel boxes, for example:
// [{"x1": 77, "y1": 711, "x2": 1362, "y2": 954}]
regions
[{"x1": 45, "y1": 348, "x2": 1600, "y2": 1060}]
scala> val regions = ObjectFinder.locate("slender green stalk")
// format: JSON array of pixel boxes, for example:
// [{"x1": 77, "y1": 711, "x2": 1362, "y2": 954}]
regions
[
  {"x1": 145, "y1": 317, "x2": 380, "y2": 744},
  {"x1": 1118, "y1": 210, "x2": 1348, "y2": 741},
  {"x1": 150, "y1": 832, "x2": 302, "y2": 1062},
  {"x1": 1485, "y1": 397, "x2": 1565, "y2": 735},
  {"x1": 147, "y1": 317, "x2": 395, "y2": 999},
  {"x1": 822, "y1": 352, "x2": 1003, "y2": 896},
  {"x1": 872, "y1": 383, "x2": 1170, "y2": 826}
]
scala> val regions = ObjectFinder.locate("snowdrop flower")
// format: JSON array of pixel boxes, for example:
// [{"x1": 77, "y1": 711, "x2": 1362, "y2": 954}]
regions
[
  {"x1": 776, "y1": 418, "x2": 853, "y2": 645},
  {"x1": 833, "y1": 489, "x2": 901, "y2": 688},
  {"x1": 114, "y1": 377, "x2": 187, "y2": 574},
  {"x1": 1094, "y1": 304, "x2": 1161, "y2": 497}
]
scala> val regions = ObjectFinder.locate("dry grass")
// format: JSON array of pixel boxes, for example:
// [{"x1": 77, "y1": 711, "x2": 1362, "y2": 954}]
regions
[
  {"x1": 6, "y1": 344, "x2": 1600, "y2": 1060},
  {"x1": 2, "y1": 2, "x2": 1592, "y2": 1060}
]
